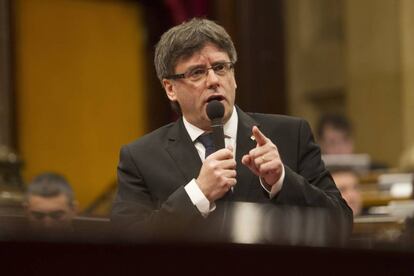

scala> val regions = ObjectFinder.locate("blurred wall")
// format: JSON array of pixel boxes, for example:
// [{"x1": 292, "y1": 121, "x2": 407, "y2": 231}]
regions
[
  {"x1": 14, "y1": 0, "x2": 146, "y2": 210},
  {"x1": 285, "y1": 0, "x2": 414, "y2": 167},
  {"x1": 284, "y1": 0, "x2": 345, "y2": 133},
  {"x1": 344, "y1": 0, "x2": 414, "y2": 166},
  {"x1": 400, "y1": 0, "x2": 414, "y2": 158},
  {"x1": 0, "y1": 0, "x2": 13, "y2": 148}
]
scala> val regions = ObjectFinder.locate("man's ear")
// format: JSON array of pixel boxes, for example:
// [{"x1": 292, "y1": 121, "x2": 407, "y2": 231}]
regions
[{"x1": 163, "y1": 79, "x2": 177, "y2": 101}]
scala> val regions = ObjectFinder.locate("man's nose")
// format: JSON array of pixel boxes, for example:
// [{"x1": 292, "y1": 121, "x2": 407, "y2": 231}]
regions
[{"x1": 205, "y1": 68, "x2": 219, "y2": 88}]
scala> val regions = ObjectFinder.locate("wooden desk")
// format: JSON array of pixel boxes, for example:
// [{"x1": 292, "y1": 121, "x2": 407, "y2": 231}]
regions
[
  {"x1": 1, "y1": 240, "x2": 414, "y2": 275},
  {"x1": 353, "y1": 215, "x2": 405, "y2": 235}
]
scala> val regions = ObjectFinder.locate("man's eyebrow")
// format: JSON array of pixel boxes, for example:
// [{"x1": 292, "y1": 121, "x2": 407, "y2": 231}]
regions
[
  {"x1": 181, "y1": 63, "x2": 205, "y2": 72},
  {"x1": 182, "y1": 60, "x2": 229, "y2": 71},
  {"x1": 211, "y1": 60, "x2": 229, "y2": 65}
]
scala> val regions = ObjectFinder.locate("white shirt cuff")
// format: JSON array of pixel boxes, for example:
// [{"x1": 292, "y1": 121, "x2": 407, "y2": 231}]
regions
[
  {"x1": 184, "y1": 179, "x2": 216, "y2": 217},
  {"x1": 260, "y1": 165, "x2": 285, "y2": 199}
]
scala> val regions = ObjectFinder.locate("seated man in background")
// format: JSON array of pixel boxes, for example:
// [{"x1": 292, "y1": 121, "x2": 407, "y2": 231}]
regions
[
  {"x1": 317, "y1": 113, "x2": 354, "y2": 155},
  {"x1": 330, "y1": 168, "x2": 362, "y2": 216},
  {"x1": 24, "y1": 172, "x2": 77, "y2": 234},
  {"x1": 317, "y1": 113, "x2": 388, "y2": 172}
]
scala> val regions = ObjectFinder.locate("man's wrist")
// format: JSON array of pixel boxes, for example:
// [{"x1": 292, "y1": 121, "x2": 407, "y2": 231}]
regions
[
  {"x1": 184, "y1": 179, "x2": 215, "y2": 217},
  {"x1": 260, "y1": 165, "x2": 285, "y2": 198}
]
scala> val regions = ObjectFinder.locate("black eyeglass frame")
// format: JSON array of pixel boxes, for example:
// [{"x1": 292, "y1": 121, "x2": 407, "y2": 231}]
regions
[{"x1": 164, "y1": 61, "x2": 235, "y2": 80}]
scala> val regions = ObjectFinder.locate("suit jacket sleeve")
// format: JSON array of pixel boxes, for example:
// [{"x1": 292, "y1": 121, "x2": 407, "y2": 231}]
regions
[
  {"x1": 111, "y1": 145, "x2": 203, "y2": 237},
  {"x1": 273, "y1": 119, "x2": 353, "y2": 225}
]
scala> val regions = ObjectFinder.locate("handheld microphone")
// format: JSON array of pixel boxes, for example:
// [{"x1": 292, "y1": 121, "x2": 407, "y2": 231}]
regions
[
  {"x1": 207, "y1": 100, "x2": 232, "y2": 231},
  {"x1": 206, "y1": 100, "x2": 225, "y2": 151}
]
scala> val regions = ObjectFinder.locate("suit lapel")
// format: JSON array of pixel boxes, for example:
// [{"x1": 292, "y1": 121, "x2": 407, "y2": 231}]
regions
[
  {"x1": 232, "y1": 107, "x2": 259, "y2": 199},
  {"x1": 163, "y1": 109, "x2": 260, "y2": 201},
  {"x1": 165, "y1": 118, "x2": 202, "y2": 183}
]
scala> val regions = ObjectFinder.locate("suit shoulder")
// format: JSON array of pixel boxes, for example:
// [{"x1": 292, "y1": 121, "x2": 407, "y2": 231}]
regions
[
  {"x1": 247, "y1": 112, "x2": 306, "y2": 126},
  {"x1": 246, "y1": 112, "x2": 314, "y2": 138},
  {"x1": 122, "y1": 121, "x2": 176, "y2": 150}
]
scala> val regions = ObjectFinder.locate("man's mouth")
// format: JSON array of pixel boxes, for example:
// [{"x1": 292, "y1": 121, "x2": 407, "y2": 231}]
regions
[{"x1": 206, "y1": 95, "x2": 225, "y2": 103}]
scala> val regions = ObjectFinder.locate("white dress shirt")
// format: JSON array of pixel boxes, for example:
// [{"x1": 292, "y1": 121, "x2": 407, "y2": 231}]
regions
[{"x1": 183, "y1": 108, "x2": 285, "y2": 217}]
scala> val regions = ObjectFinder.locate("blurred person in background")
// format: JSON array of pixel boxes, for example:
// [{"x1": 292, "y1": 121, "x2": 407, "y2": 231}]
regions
[
  {"x1": 330, "y1": 168, "x2": 362, "y2": 216},
  {"x1": 24, "y1": 172, "x2": 77, "y2": 233},
  {"x1": 317, "y1": 113, "x2": 388, "y2": 172},
  {"x1": 317, "y1": 113, "x2": 354, "y2": 155}
]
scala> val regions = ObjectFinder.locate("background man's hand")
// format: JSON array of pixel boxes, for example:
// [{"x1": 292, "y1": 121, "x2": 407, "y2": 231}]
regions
[
  {"x1": 241, "y1": 126, "x2": 283, "y2": 187},
  {"x1": 196, "y1": 147, "x2": 236, "y2": 202}
]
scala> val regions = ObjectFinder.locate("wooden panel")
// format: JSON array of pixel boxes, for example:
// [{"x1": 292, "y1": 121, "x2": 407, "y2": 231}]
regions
[
  {"x1": 214, "y1": 0, "x2": 287, "y2": 115},
  {"x1": 14, "y1": 0, "x2": 147, "y2": 210},
  {"x1": 344, "y1": 0, "x2": 403, "y2": 166},
  {"x1": 0, "y1": 0, "x2": 13, "y2": 148}
]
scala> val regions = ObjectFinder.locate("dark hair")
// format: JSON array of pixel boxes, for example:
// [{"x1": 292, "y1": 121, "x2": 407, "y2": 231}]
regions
[
  {"x1": 154, "y1": 17, "x2": 237, "y2": 82},
  {"x1": 317, "y1": 113, "x2": 352, "y2": 139},
  {"x1": 25, "y1": 172, "x2": 75, "y2": 206}
]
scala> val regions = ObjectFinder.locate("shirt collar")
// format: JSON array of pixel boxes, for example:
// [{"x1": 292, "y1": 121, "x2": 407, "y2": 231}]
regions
[{"x1": 183, "y1": 107, "x2": 238, "y2": 142}]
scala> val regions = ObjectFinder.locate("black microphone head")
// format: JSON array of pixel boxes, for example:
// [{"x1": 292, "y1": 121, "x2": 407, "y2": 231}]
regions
[{"x1": 206, "y1": 100, "x2": 225, "y2": 121}]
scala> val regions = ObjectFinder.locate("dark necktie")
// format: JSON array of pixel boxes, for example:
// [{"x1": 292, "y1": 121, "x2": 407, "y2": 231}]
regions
[{"x1": 198, "y1": 133, "x2": 215, "y2": 158}]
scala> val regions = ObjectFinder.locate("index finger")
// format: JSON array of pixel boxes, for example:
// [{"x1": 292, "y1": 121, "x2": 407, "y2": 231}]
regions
[
  {"x1": 207, "y1": 147, "x2": 234, "y2": 160},
  {"x1": 252, "y1": 126, "x2": 267, "y2": 146}
]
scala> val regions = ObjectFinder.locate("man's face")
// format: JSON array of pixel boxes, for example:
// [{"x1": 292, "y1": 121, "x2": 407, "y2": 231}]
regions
[
  {"x1": 163, "y1": 43, "x2": 237, "y2": 130},
  {"x1": 320, "y1": 126, "x2": 354, "y2": 155},
  {"x1": 26, "y1": 194, "x2": 76, "y2": 230},
  {"x1": 332, "y1": 172, "x2": 362, "y2": 216}
]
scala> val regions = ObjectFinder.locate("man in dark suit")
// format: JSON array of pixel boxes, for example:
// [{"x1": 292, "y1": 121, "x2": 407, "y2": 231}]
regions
[{"x1": 111, "y1": 18, "x2": 352, "y2": 242}]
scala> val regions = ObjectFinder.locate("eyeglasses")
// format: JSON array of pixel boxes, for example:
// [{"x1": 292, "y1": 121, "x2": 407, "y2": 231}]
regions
[
  {"x1": 30, "y1": 210, "x2": 66, "y2": 220},
  {"x1": 165, "y1": 62, "x2": 234, "y2": 82}
]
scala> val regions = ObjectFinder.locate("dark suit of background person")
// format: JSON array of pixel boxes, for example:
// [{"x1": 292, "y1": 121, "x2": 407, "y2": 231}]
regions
[{"x1": 111, "y1": 18, "x2": 352, "y2": 241}]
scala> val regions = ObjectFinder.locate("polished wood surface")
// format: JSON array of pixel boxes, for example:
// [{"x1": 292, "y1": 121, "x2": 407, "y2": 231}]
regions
[{"x1": 1, "y1": 240, "x2": 414, "y2": 275}]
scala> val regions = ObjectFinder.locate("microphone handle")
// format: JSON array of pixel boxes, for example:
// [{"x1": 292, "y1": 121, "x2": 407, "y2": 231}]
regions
[{"x1": 211, "y1": 118, "x2": 225, "y2": 151}]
